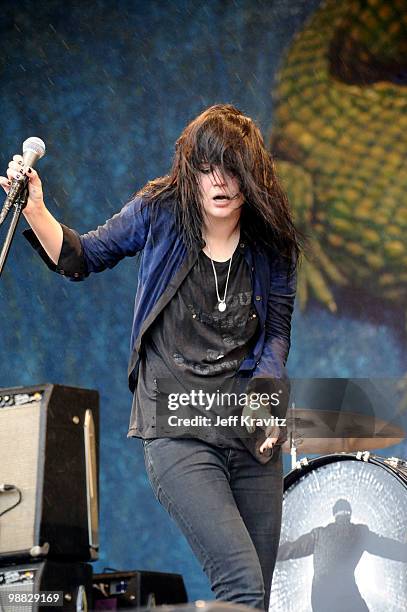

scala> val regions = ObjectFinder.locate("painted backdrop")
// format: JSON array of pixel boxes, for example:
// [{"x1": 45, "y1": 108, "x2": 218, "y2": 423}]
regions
[{"x1": 1, "y1": 0, "x2": 406, "y2": 602}]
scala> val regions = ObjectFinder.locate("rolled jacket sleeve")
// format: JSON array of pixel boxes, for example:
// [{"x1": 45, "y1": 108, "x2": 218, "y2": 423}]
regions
[
  {"x1": 22, "y1": 195, "x2": 151, "y2": 281},
  {"x1": 23, "y1": 223, "x2": 88, "y2": 281}
]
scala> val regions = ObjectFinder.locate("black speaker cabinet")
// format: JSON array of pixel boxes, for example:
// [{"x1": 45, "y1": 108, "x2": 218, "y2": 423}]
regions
[
  {"x1": 92, "y1": 569, "x2": 188, "y2": 609},
  {"x1": 0, "y1": 384, "x2": 99, "y2": 562},
  {"x1": 0, "y1": 559, "x2": 93, "y2": 611}
]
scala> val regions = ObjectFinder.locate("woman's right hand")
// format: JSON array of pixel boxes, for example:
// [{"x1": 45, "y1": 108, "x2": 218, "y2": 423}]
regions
[{"x1": 0, "y1": 154, "x2": 45, "y2": 216}]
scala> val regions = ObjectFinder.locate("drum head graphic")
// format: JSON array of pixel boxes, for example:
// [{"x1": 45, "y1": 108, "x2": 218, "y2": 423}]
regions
[{"x1": 269, "y1": 455, "x2": 407, "y2": 612}]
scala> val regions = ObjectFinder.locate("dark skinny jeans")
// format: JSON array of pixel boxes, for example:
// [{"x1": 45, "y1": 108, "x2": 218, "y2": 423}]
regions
[{"x1": 143, "y1": 437, "x2": 283, "y2": 610}]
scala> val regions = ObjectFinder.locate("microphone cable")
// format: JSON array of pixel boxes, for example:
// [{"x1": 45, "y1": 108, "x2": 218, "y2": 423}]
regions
[{"x1": 0, "y1": 485, "x2": 22, "y2": 518}]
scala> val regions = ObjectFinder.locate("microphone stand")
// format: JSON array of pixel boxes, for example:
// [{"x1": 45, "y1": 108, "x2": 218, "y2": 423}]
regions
[{"x1": 0, "y1": 183, "x2": 29, "y2": 277}]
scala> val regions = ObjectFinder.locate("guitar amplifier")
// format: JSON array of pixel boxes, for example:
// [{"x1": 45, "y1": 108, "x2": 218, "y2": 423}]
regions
[
  {"x1": 92, "y1": 569, "x2": 188, "y2": 609},
  {"x1": 0, "y1": 384, "x2": 99, "y2": 562},
  {"x1": 0, "y1": 559, "x2": 93, "y2": 611}
]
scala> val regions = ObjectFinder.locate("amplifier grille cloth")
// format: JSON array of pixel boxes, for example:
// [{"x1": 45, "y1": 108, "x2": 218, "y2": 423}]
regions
[{"x1": 0, "y1": 402, "x2": 41, "y2": 553}]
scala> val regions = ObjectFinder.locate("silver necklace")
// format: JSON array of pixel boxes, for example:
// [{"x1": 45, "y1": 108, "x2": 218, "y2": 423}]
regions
[{"x1": 206, "y1": 243, "x2": 234, "y2": 312}]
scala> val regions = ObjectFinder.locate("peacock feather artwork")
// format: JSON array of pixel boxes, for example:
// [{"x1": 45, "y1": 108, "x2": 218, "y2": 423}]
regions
[{"x1": 270, "y1": 0, "x2": 407, "y2": 322}]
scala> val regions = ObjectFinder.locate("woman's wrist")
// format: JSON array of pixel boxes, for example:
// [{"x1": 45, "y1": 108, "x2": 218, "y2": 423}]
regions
[{"x1": 22, "y1": 201, "x2": 48, "y2": 222}]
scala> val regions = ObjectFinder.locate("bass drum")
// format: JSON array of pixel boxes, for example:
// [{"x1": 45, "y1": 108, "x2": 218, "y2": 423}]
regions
[{"x1": 269, "y1": 453, "x2": 407, "y2": 612}]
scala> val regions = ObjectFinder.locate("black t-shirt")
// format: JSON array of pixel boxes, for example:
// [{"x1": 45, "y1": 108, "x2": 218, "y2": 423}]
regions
[{"x1": 134, "y1": 241, "x2": 260, "y2": 448}]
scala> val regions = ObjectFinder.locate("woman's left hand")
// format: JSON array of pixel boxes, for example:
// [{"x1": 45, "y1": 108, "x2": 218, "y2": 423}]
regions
[
  {"x1": 241, "y1": 397, "x2": 281, "y2": 453},
  {"x1": 259, "y1": 429, "x2": 279, "y2": 454}
]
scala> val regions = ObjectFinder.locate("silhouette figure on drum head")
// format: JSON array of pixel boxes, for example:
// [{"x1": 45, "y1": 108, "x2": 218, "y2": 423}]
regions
[{"x1": 277, "y1": 499, "x2": 407, "y2": 612}]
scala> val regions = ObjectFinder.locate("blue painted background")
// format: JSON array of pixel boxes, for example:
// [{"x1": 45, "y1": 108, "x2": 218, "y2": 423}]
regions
[{"x1": 1, "y1": 0, "x2": 405, "y2": 602}]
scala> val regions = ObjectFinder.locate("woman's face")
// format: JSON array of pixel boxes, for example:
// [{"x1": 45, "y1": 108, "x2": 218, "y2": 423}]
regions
[{"x1": 198, "y1": 164, "x2": 244, "y2": 223}]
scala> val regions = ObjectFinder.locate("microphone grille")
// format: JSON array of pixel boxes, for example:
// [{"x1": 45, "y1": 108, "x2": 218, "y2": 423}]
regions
[{"x1": 23, "y1": 137, "x2": 46, "y2": 159}]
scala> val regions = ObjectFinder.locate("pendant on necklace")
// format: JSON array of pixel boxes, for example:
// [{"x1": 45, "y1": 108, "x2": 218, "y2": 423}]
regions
[{"x1": 218, "y1": 301, "x2": 226, "y2": 312}]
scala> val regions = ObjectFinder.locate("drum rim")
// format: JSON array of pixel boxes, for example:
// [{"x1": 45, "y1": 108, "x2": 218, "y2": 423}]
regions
[{"x1": 284, "y1": 452, "x2": 407, "y2": 492}]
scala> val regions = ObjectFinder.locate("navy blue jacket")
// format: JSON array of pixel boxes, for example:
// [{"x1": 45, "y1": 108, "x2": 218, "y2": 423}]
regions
[{"x1": 23, "y1": 195, "x2": 297, "y2": 401}]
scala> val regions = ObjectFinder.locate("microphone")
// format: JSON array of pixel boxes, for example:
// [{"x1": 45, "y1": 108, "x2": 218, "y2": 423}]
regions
[{"x1": 0, "y1": 137, "x2": 46, "y2": 225}]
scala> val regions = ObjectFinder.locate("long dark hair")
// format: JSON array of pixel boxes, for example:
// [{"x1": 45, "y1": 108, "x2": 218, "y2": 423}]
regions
[{"x1": 138, "y1": 104, "x2": 302, "y2": 267}]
